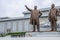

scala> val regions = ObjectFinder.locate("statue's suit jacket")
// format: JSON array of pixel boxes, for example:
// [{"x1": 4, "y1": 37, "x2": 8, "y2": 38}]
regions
[
  {"x1": 48, "y1": 8, "x2": 59, "y2": 22},
  {"x1": 30, "y1": 10, "x2": 42, "y2": 25}
]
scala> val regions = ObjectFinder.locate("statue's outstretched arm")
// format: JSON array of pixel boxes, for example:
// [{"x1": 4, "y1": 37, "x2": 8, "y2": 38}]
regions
[{"x1": 25, "y1": 5, "x2": 32, "y2": 12}]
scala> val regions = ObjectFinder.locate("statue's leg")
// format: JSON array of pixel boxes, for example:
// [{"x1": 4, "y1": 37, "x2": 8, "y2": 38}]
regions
[
  {"x1": 33, "y1": 20, "x2": 35, "y2": 32},
  {"x1": 37, "y1": 25, "x2": 40, "y2": 32},
  {"x1": 53, "y1": 21, "x2": 55, "y2": 31},
  {"x1": 54, "y1": 21, "x2": 57, "y2": 31},
  {"x1": 50, "y1": 21, "x2": 54, "y2": 31},
  {"x1": 36, "y1": 19, "x2": 40, "y2": 32},
  {"x1": 52, "y1": 21, "x2": 57, "y2": 31}
]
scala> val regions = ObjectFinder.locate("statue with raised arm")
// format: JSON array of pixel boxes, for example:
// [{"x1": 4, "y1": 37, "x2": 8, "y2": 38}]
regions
[
  {"x1": 48, "y1": 4, "x2": 59, "y2": 31},
  {"x1": 25, "y1": 5, "x2": 42, "y2": 32}
]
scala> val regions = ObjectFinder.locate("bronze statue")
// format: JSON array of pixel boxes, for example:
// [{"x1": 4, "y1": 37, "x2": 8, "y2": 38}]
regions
[
  {"x1": 48, "y1": 4, "x2": 59, "y2": 31},
  {"x1": 25, "y1": 5, "x2": 42, "y2": 32}
]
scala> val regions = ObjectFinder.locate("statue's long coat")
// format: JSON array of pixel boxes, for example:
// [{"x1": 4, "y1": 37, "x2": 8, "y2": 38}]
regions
[
  {"x1": 48, "y1": 8, "x2": 59, "y2": 22},
  {"x1": 30, "y1": 10, "x2": 42, "y2": 25}
]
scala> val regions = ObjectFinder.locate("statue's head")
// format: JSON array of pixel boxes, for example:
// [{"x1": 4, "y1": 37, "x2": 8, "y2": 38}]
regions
[
  {"x1": 34, "y1": 6, "x2": 37, "y2": 10},
  {"x1": 51, "y1": 4, "x2": 55, "y2": 8}
]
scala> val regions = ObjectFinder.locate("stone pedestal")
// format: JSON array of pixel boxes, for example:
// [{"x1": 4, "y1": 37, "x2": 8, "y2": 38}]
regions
[{"x1": 25, "y1": 32, "x2": 60, "y2": 37}]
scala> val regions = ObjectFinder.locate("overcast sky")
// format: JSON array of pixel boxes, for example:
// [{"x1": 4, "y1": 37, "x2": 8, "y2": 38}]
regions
[{"x1": 0, "y1": 0, "x2": 60, "y2": 17}]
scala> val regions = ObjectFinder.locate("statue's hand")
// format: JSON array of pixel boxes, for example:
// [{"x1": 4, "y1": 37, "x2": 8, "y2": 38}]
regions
[
  {"x1": 39, "y1": 14, "x2": 41, "y2": 17},
  {"x1": 25, "y1": 5, "x2": 27, "y2": 7},
  {"x1": 39, "y1": 15, "x2": 40, "y2": 17}
]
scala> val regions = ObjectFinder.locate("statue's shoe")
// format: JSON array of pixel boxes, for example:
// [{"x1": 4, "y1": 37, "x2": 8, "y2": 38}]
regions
[
  {"x1": 50, "y1": 30, "x2": 57, "y2": 32},
  {"x1": 37, "y1": 31, "x2": 40, "y2": 32},
  {"x1": 50, "y1": 30, "x2": 54, "y2": 31},
  {"x1": 32, "y1": 31, "x2": 35, "y2": 32}
]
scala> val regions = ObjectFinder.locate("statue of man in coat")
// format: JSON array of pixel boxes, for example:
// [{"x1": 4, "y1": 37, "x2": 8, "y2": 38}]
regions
[
  {"x1": 48, "y1": 4, "x2": 59, "y2": 31},
  {"x1": 25, "y1": 5, "x2": 42, "y2": 32}
]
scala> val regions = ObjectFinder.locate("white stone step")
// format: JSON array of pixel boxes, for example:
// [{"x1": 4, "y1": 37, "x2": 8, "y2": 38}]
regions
[{"x1": 25, "y1": 32, "x2": 60, "y2": 37}]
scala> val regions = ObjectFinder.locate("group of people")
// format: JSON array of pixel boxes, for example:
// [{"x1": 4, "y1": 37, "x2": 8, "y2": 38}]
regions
[{"x1": 25, "y1": 4, "x2": 60, "y2": 32}]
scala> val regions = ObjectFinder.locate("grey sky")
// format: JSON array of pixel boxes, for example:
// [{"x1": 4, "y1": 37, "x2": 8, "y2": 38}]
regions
[{"x1": 0, "y1": 0, "x2": 60, "y2": 17}]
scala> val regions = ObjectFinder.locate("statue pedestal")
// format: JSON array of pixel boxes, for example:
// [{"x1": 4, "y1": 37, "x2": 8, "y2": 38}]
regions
[{"x1": 25, "y1": 32, "x2": 60, "y2": 37}]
